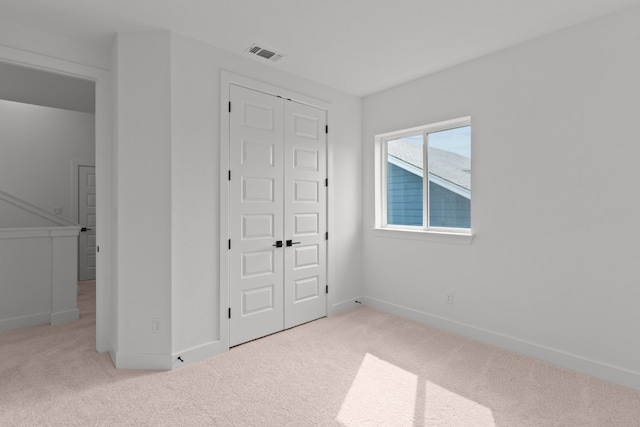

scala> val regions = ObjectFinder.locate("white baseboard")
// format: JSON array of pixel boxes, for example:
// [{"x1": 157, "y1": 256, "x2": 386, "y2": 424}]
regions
[
  {"x1": 0, "y1": 312, "x2": 50, "y2": 332},
  {"x1": 330, "y1": 296, "x2": 363, "y2": 316},
  {"x1": 364, "y1": 296, "x2": 640, "y2": 391},
  {"x1": 113, "y1": 351, "x2": 173, "y2": 370},
  {"x1": 50, "y1": 308, "x2": 79, "y2": 325},
  {"x1": 172, "y1": 341, "x2": 221, "y2": 369},
  {"x1": 108, "y1": 348, "x2": 117, "y2": 368},
  {"x1": 112, "y1": 341, "x2": 222, "y2": 371}
]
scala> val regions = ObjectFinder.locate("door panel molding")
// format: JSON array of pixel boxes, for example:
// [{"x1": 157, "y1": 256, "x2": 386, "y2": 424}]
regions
[
  {"x1": 283, "y1": 99, "x2": 327, "y2": 329},
  {"x1": 220, "y1": 71, "x2": 331, "y2": 351}
]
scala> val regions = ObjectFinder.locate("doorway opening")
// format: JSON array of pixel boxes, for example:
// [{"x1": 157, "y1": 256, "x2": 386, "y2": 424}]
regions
[{"x1": 0, "y1": 52, "x2": 111, "y2": 353}]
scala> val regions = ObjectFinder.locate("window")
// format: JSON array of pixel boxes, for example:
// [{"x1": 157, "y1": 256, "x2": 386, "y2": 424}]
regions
[{"x1": 376, "y1": 117, "x2": 471, "y2": 236}]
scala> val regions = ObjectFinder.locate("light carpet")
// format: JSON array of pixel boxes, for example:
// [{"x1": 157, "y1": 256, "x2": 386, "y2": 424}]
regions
[{"x1": 1, "y1": 281, "x2": 639, "y2": 426}]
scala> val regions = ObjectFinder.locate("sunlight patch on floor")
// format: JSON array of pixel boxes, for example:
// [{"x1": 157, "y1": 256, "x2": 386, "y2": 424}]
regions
[
  {"x1": 338, "y1": 353, "x2": 417, "y2": 426},
  {"x1": 337, "y1": 353, "x2": 495, "y2": 426},
  {"x1": 423, "y1": 381, "x2": 495, "y2": 426}
]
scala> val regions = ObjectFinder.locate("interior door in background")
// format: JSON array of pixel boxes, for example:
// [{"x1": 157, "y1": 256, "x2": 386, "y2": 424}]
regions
[{"x1": 78, "y1": 165, "x2": 96, "y2": 281}]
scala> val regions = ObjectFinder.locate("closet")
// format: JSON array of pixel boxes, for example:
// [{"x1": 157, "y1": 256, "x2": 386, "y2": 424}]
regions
[{"x1": 228, "y1": 84, "x2": 327, "y2": 346}]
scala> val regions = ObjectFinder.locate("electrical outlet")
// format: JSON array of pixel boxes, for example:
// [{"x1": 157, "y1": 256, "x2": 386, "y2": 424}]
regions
[
  {"x1": 152, "y1": 318, "x2": 162, "y2": 334},
  {"x1": 445, "y1": 292, "x2": 454, "y2": 305}
]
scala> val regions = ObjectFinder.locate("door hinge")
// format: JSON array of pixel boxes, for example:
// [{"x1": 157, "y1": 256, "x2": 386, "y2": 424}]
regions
[
  {"x1": 228, "y1": 239, "x2": 231, "y2": 250},
  {"x1": 228, "y1": 102, "x2": 231, "y2": 113},
  {"x1": 325, "y1": 178, "x2": 328, "y2": 187},
  {"x1": 228, "y1": 170, "x2": 231, "y2": 181},
  {"x1": 325, "y1": 232, "x2": 328, "y2": 240},
  {"x1": 228, "y1": 308, "x2": 231, "y2": 319},
  {"x1": 325, "y1": 125, "x2": 328, "y2": 134},
  {"x1": 326, "y1": 285, "x2": 328, "y2": 294}
]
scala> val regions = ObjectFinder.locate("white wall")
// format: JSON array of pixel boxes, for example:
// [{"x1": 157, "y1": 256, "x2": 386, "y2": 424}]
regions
[
  {"x1": 362, "y1": 7, "x2": 640, "y2": 389},
  {"x1": 0, "y1": 19, "x2": 110, "y2": 71},
  {"x1": 114, "y1": 32, "x2": 173, "y2": 365},
  {"x1": 169, "y1": 33, "x2": 363, "y2": 359},
  {"x1": 114, "y1": 31, "x2": 363, "y2": 367},
  {"x1": 0, "y1": 100, "x2": 95, "y2": 222},
  {"x1": 0, "y1": 199, "x2": 59, "y2": 228},
  {"x1": 0, "y1": 21, "x2": 361, "y2": 369}
]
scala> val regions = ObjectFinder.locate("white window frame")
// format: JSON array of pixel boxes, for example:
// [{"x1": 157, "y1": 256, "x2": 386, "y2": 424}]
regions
[{"x1": 374, "y1": 116, "x2": 473, "y2": 244}]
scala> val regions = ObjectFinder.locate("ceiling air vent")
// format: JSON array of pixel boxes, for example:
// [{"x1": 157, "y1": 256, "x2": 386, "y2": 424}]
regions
[{"x1": 245, "y1": 44, "x2": 284, "y2": 62}]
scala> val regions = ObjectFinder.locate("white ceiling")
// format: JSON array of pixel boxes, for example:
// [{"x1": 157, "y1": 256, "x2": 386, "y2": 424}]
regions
[{"x1": 2, "y1": 0, "x2": 640, "y2": 97}]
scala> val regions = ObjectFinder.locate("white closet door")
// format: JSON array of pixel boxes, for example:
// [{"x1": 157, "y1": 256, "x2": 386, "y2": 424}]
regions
[
  {"x1": 283, "y1": 100, "x2": 327, "y2": 329},
  {"x1": 229, "y1": 85, "x2": 285, "y2": 347},
  {"x1": 228, "y1": 84, "x2": 327, "y2": 346}
]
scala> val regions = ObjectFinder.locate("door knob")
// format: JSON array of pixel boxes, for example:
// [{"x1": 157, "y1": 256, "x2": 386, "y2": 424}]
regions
[
  {"x1": 286, "y1": 240, "x2": 300, "y2": 247},
  {"x1": 272, "y1": 240, "x2": 283, "y2": 248},
  {"x1": 80, "y1": 227, "x2": 92, "y2": 232}
]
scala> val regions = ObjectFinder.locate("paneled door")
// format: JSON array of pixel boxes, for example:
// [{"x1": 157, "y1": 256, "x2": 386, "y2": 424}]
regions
[
  {"x1": 229, "y1": 84, "x2": 327, "y2": 347},
  {"x1": 78, "y1": 165, "x2": 96, "y2": 281},
  {"x1": 283, "y1": 100, "x2": 327, "y2": 329}
]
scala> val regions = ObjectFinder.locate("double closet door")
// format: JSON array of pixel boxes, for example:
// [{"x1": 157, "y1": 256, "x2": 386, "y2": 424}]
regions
[{"x1": 229, "y1": 85, "x2": 327, "y2": 347}]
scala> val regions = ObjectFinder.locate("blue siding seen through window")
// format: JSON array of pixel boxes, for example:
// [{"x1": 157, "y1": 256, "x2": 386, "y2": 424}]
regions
[
  {"x1": 428, "y1": 180, "x2": 470, "y2": 228},
  {"x1": 388, "y1": 163, "x2": 470, "y2": 228},
  {"x1": 387, "y1": 163, "x2": 423, "y2": 226}
]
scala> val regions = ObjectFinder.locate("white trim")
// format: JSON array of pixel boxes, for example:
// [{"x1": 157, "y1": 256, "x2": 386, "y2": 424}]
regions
[
  {"x1": 0, "y1": 226, "x2": 80, "y2": 240},
  {"x1": 108, "y1": 348, "x2": 117, "y2": 368},
  {"x1": 219, "y1": 71, "x2": 332, "y2": 352},
  {"x1": 371, "y1": 227, "x2": 473, "y2": 244},
  {"x1": 423, "y1": 132, "x2": 430, "y2": 227},
  {"x1": 0, "y1": 44, "x2": 114, "y2": 355},
  {"x1": 50, "y1": 227, "x2": 82, "y2": 237},
  {"x1": 172, "y1": 340, "x2": 221, "y2": 369},
  {"x1": 364, "y1": 296, "x2": 640, "y2": 391},
  {"x1": 0, "y1": 312, "x2": 51, "y2": 333},
  {"x1": 375, "y1": 116, "x2": 472, "y2": 239},
  {"x1": 377, "y1": 116, "x2": 471, "y2": 140},
  {"x1": 221, "y1": 70, "x2": 331, "y2": 110},
  {"x1": 50, "y1": 308, "x2": 80, "y2": 325},
  {"x1": 112, "y1": 351, "x2": 173, "y2": 371},
  {"x1": 219, "y1": 74, "x2": 231, "y2": 353},
  {"x1": 330, "y1": 297, "x2": 363, "y2": 316}
]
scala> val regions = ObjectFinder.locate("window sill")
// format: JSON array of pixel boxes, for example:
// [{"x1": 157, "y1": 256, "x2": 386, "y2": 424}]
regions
[{"x1": 371, "y1": 227, "x2": 473, "y2": 245}]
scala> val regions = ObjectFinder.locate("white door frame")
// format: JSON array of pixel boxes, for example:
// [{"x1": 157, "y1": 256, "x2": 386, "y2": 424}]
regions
[
  {"x1": 220, "y1": 70, "x2": 333, "y2": 351},
  {"x1": 0, "y1": 46, "x2": 114, "y2": 354}
]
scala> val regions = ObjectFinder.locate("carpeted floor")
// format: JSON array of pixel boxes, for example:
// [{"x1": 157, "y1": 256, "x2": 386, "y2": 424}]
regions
[{"x1": 1, "y1": 281, "x2": 639, "y2": 426}]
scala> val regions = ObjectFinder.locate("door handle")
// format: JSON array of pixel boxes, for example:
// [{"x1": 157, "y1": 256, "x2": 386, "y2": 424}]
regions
[
  {"x1": 80, "y1": 227, "x2": 92, "y2": 232},
  {"x1": 286, "y1": 240, "x2": 301, "y2": 247},
  {"x1": 272, "y1": 240, "x2": 283, "y2": 248}
]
